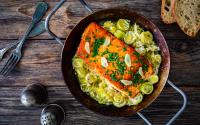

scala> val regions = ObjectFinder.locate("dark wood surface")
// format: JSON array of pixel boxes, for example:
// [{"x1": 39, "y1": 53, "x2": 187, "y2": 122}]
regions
[{"x1": 0, "y1": 0, "x2": 199, "y2": 125}]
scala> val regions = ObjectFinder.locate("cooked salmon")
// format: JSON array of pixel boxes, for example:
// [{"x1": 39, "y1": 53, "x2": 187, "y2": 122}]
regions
[{"x1": 76, "y1": 22, "x2": 153, "y2": 98}]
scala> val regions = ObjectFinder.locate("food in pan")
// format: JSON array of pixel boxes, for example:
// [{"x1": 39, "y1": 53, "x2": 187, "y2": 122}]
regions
[{"x1": 72, "y1": 19, "x2": 161, "y2": 107}]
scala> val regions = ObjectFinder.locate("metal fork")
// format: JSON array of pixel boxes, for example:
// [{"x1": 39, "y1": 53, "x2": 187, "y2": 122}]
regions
[
  {"x1": 0, "y1": 20, "x2": 46, "y2": 61},
  {"x1": 0, "y1": 2, "x2": 48, "y2": 76}
]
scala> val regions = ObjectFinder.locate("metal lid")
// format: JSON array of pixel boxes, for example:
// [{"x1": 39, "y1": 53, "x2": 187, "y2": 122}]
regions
[{"x1": 41, "y1": 104, "x2": 65, "y2": 125}]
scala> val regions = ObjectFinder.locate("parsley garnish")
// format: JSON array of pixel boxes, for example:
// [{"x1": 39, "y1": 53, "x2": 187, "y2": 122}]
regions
[
  {"x1": 92, "y1": 38, "x2": 105, "y2": 57},
  {"x1": 116, "y1": 61, "x2": 126, "y2": 75},
  {"x1": 110, "y1": 73, "x2": 118, "y2": 81},
  {"x1": 142, "y1": 64, "x2": 148, "y2": 72},
  {"x1": 101, "y1": 49, "x2": 109, "y2": 56},
  {"x1": 85, "y1": 37, "x2": 91, "y2": 42},
  {"x1": 133, "y1": 51, "x2": 140, "y2": 58},
  {"x1": 123, "y1": 47, "x2": 127, "y2": 52},
  {"x1": 107, "y1": 53, "x2": 119, "y2": 62}
]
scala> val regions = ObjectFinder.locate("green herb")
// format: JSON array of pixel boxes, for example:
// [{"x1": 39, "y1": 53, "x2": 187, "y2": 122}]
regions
[
  {"x1": 134, "y1": 60, "x2": 139, "y2": 63},
  {"x1": 142, "y1": 64, "x2": 148, "y2": 72},
  {"x1": 101, "y1": 49, "x2": 109, "y2": 56},
  {"x1": 92, "y1": 38, "x2": 105, "y2": 57},
  {"x1": 107, "y1": 53, "x2": 119, "y2": 62},
  {"x1": 85, "y1": 37, "x2": 91, "y2": 42},
  {"x1": 132, "y1": 72, "x2": 146, "y2": 86},
  {"x1": 128, "y1": 91, "x2": 132, "y2": 96},
  {"x1": 133, "y1": 51, "x2": 140, "y2": 58},
  {"x1": 128, "y1": 70, "x2": 133, "y2": 74},
  {"x1": 110, "y1": 73, "x2": 118, "y2": 81},
  {"x1": 132, "y1": 72, "x2": 141, "y2": 84},
  {"x1": 116, "y1": 61, "x2": 126, "y2": 74},
  {"x1": 106, "y1": 70, "x2": 109, "y2": 74},
  {"x1": 122, "y1": 47, "x2": 127, "y2": 52},
  {"x1": 93, "y1": 59, "x2": 98, "y2": 62}
]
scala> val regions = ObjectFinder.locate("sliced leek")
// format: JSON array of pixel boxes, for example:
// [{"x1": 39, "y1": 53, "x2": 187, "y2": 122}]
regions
[
  {"x1": 140, "y1": 83, "x2": 154, "y2": 94},
  {"x1": 117, "y1": 19, "x2": 130, "y2": 31},
  {"x1": 114, "y1": 30, "x2": 125, "y2": 39},
  {"x1": 72, "y1": 58, "x2": 84, "y2": 68},
  {"x1": 128, "y1": 93, "x2": 143, "y2": 105},
  {"x1": 148, "y1": 75, "x2": 159, "y2": 84},
  {"x1": 85, "y1": 72, "x2": 98, "y2": 84},
  {"x1": 124, "y1": 31, "x2": 135, "y2": 45}
]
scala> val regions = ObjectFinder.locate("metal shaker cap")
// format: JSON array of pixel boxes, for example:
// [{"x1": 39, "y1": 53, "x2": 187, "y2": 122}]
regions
[
  {"x1": 40, "y1": 104, "x2": 65, "y2": 125},
  {"x1": 20, "y1": 83, "x2": 48, "y2": 107}
]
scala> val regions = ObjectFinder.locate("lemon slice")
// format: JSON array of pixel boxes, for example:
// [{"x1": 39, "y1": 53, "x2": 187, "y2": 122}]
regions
[{"x1": 116, "y1": 19, "x2": 130, "y2": 31}]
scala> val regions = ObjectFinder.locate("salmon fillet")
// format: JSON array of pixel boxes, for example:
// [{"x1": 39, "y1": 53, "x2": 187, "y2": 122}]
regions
[{"x1": 76, "y1": 22, "x2": 153, "y2": 98}]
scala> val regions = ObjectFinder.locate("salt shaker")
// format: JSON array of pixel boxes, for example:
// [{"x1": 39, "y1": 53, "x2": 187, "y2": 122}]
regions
[
  {"x1": 40, "y1": 104, "x2": 65, "y2": 125},
  {"x1": 20, "y1": 83, "x2": 48, "y2": 107}
]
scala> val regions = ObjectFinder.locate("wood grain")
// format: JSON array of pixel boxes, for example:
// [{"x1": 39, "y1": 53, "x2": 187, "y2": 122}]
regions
[
  {"x1": 0, "y1": 0, "x2": 199, "y2": 125},
  {"x1": 0, "y1": 86, "x2": 199, "y2": 125},
  {"x1": 0, "y1": 0, "x2": 199, "y2": 40}
]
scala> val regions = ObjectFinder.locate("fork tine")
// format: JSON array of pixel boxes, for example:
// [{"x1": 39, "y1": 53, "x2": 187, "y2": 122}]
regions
[
  {"x1": 0, "y1": 54, "x2": 15, "y2": 74},
  {"x1": 3, "y1": 57, "x2": 19, "y2": 76},
  {"x1": 0, "y1": 55, "x2": 17, "y2": 75}
]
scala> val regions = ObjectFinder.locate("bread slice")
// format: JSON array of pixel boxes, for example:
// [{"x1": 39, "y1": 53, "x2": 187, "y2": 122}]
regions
[
  {"x1": 173, "y1": 0, "x2": 200, "y2": 37},
  {"x1": 161, "y1": 0, "x2": 176, "y2": 24}
]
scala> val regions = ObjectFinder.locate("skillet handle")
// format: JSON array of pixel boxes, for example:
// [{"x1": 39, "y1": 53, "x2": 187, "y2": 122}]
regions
[
  {"x1": 45, "y1": 0, "x2": 65, "y2": 46},
  {"x1": 45, "y1": 0, "x2": 93, "y2": 47},
  {"x1": 137, "y1": 80, "x2": 187, "y2": 125}
]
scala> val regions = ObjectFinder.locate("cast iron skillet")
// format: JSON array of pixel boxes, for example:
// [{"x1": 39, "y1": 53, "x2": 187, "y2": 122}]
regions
[{"x1": 61, "y1": 8, "x2": 170, "y2": 116}]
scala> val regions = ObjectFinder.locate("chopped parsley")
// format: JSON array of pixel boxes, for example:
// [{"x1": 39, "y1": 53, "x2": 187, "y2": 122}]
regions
[
  {"x1": 107, "y1": 53, "x2": 119, "y2": 62},
  {"x1": 133, "y1": 51, "x2": 140, "y2": 58},
  {"x1": 101, "y1": 49, "x2": 109, "y2": 56},
  {"x1": 92, "y1": 38, "x2": 105, "y2": 57},
  {"x1": 132, "y1": 72, "x2": 146, "y2": 86},
  {"x1": 122, "y1": 47, "x2": 127, "y2": 52},
  {"x1": 110, "y1": 73, "x2": 118, "y2": 81},
  {"x1": 132, "y1": 72, "x2": 141, "y2": 84},
  {"x1": 142, "y1": 63, "x2": 148, "y2": 72},
  {"x1": 128, "y1": 91, "x2": 132, "y2": 96},
  {"x1": 128, "y1": 70, "x2": 133, "y2": 74},
  {"x1": 116, "y1": 61, "x2": 126, "y2": 75},
  {"x1": 85, "y1": 37, "x2": 91, "y2": 42}
]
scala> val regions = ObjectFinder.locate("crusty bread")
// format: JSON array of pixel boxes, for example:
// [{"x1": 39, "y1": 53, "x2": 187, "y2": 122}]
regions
[
  {"x1": 172, "y1": 0, "x2": 200, "y2": 37},
  {"x1": 161, "y1": 0, "x2": 176, "y2": 24}
]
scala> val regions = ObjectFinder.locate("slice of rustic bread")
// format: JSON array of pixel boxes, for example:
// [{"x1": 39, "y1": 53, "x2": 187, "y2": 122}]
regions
[
  {"x1": 173, "y1": 0, "x2": 200, "y2": 37},
  {"x1": 161, "y1": 0, "x2": 176, "y2": 24}
]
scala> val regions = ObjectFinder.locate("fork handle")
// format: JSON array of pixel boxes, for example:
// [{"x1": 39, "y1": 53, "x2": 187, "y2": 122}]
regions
[{"x1": 16, "y1": 2, "x2": 48, "y2": 52}]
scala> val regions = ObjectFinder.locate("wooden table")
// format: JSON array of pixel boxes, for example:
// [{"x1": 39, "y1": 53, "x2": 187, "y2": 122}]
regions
[{"x1": 0, "y1": 0, "x2": 199, "y2": 125}]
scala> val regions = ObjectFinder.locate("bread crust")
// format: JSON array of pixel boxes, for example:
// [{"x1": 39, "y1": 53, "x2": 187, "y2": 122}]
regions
[
  {"x1": 161, "y1": 0, "x2": 176, "y2": 24},
  {"x1": 172, "y1": 0, "x2": 200, "y2": 37}
]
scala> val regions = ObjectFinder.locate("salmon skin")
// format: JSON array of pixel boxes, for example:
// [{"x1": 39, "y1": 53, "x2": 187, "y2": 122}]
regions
[{"x1": 76, "y1": 22, "x2": 153, "y2": 98}]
